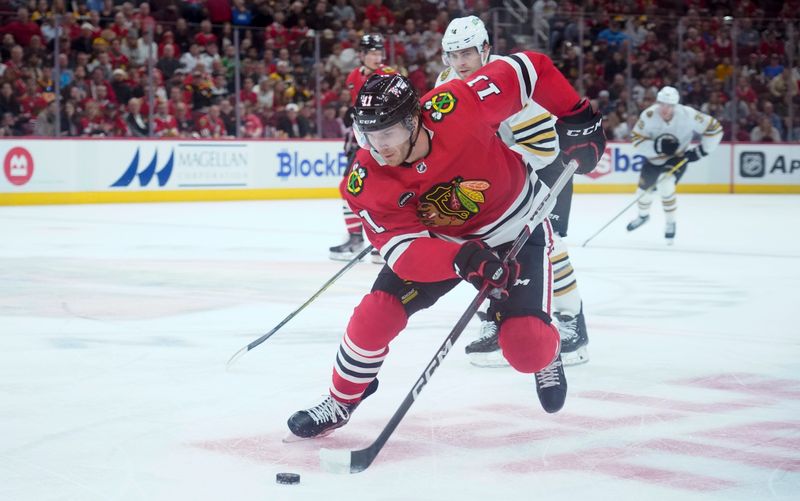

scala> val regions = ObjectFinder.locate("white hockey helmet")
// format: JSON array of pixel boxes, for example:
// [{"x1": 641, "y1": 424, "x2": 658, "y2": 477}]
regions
[
  {"x1": 656, "y1": 86, "x2": 680, "y2": 105},
  {"x1": 441, "y1": 16, "x2": 491, "y2": 66}
]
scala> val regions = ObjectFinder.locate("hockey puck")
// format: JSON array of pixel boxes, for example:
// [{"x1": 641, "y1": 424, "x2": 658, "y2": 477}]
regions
[{"x1": 276, "y1": 472, "x2": 300, "y2": 485}]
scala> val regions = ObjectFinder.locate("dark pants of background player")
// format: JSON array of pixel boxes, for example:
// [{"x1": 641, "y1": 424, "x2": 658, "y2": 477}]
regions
[
  {"x1": 637, "y1": 157, "x2": 688, "y2": 189},
  {"x1": 537, "y1": 157, "x2": 573, "y2": 238},
  {"x1": 371, "y1": 223, "x2": 553, "y2": 326}
]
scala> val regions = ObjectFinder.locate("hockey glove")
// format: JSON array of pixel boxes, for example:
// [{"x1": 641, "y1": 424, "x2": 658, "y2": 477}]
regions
[
  {"x1": 556, "y1": 99, "x2": 607, "y2": 175},
  {"x1": 684, "y1": 145, "x2": 707, "y2": 163},
  {"x1": 454, "y1": 241, "x2": 520, "y2": 301},
  {"x1": 342, "y1": 106, "x2": 355, "y2": 127},
  {"x1": 655, "y1": 135, "x2": 679, "y2": 155}
]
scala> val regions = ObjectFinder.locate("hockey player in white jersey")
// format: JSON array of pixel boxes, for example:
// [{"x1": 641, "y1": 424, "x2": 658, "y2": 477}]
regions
[
  {"x1": 435, "y1": 16, "x2": 590, "y2": 367},
  {"x1": 627, "y1": 86, "x2": 723, "y2": 243}
]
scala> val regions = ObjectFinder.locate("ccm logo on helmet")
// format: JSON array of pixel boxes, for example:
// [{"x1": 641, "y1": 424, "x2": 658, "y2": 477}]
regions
[{"x1": 565, "y1": 119, "x2": 602, "y2": 136}]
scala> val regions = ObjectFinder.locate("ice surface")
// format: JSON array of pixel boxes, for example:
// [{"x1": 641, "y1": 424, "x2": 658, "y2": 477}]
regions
[{"x1": 1, "y1": 194, "x2": 798, "y2": 500}]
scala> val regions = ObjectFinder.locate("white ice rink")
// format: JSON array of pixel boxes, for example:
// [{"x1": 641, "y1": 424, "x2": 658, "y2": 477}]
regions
[{"x1": 1, "y1": 194, "x2": 799, "y2": 500}]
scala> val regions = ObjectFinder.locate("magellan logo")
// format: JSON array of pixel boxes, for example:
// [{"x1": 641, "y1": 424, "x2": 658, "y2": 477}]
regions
[
  {"x1": 111, "y1": 148, "x2": 174, "y2": 187},
  {"x1": 3, "y1": 146, "x2": 34, "y2": 186},
  {"x1": 740, "y1": 151, "x2": 765, "y2": 178}
]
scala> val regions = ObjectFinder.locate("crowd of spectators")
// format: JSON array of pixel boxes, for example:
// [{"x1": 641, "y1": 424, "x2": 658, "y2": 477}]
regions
[{"x1": 0, "y1": 0, "x2": 797, "y2": 142}]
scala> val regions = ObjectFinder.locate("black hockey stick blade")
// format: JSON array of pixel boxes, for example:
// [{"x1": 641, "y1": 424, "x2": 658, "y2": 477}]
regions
[
  {"x1": 226, "y1": 244, "x2": 374, "y2": 369},
  {"x1": 318, "y1": 161, "x2": 579, "y2": 474}
]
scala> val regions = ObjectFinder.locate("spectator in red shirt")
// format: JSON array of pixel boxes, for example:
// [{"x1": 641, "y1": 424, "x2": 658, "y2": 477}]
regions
[
  {"x1": 735, "y1": 75, "x2": 758, "y2": 104},
  {"x1": 267, "y1": 12, "x2": 290, "y2": 49},
  {"x1": 194, "y1": 20, "x2": 218, "y2": 47},
  {"x1": 239, "y1": 77, "x2": 258, "y2": 106},
  {"x1": 2, "y1": 7, "x2": 42, "y2": 47},
  {"x1": 196, "y1": 104, "x2": 226, "y2": 137},
  {"x1": 154, "y1": 99, "x2": 179, "y2": 137},
  {"x1": 365, "y1": 0, "x2": 395, "y2": 26},
  {"x1": 206, "y1": 0, "x2": 233, "y2": 24},
  {"x1": 80, "y1": 100, "x2": 111, "y2": 136}
]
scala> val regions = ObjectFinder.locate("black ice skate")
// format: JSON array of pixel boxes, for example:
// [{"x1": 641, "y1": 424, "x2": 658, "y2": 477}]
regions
[
  {"x1": 464, "y1": 319, "x2": 509, "y2": 368},
  {"x1": 329, "y1": 233, "x2": 365, "y2": 261},
  {"x1": 287, "y1": 379, "x2": 379, "y2": 439},
  {"x1": 626, "y1": 214, "x2": 650, "y2": 232},
  {"x1": 554, "y1": 306, "x2": 589, "y2": 366},
  {"x1": 665, "y1": 222, "x2": 676, "y2": 245},
  {"x1": 535, "y1": 354, "x2": 567, "y2": 414}
]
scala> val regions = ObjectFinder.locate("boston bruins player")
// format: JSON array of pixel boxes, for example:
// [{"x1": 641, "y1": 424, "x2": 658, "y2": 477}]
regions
[
  {"x1": 435, "y1": 16, "x2": 590, "y2": 367},
  {"x1": 628, "y1": 86, "x2": 723, "y2": 243}
]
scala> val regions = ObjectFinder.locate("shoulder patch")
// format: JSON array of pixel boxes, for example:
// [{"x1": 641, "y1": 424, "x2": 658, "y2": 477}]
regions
[
  {"x1": 646, "y1": 110, "x2": 653, "y2": 118},
  {"x1": 440, "y1": 67, "x2": 451, "y2": 80},
  {"x1": 423, "y1": 91, "x2": 458, "y2": 122},
  {"x1": 382, "y1": 66, "x2": 395, "y2": 73},
  {"x1": 346, "y1": 163, "x2": 368, "y2": 196}
]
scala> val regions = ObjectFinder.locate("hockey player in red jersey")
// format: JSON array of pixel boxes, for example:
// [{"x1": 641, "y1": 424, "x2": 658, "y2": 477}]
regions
[
  {"x1": 288, "y1": 52, "x2": 605, "y2": 439},
  {"x1": 329, "y1": 34, "x2": 396, "y2": 263}
]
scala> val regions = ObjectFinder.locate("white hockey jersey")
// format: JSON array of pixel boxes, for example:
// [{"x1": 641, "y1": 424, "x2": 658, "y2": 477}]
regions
[
  {"x1": 631, "y1": 104, "x2": 723, "y2": 166},
  {"x1": 435, "y1": 56, "x2": 560, "y2": 171}
]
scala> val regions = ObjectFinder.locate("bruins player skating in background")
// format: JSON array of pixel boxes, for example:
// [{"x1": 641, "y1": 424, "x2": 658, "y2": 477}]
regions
[{"x1": 628, "y1": 86, "x2": 723, "y2": 243}]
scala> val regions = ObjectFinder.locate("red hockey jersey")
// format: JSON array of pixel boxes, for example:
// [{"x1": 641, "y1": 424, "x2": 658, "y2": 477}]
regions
[{"x1": 341, "y1": 51, "x2": 580, "y2": 283}]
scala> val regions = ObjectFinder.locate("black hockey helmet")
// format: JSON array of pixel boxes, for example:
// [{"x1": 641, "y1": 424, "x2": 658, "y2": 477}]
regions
[
  {"x1": 354, "y1": 73, "x2": 419, "y2": 133},
  {"x1": 359, "y1": 33, "x2": 384, "y2": 52}
]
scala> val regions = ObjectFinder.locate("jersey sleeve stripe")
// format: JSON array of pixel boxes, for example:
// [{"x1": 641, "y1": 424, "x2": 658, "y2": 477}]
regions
[
  {"x1": 517, "y1": 129, "x2": 556, "y2": 144},
  {"x1": 508, "y1": 54, "x2": 533, "y2": 98},
  {"x1": 511, "y1": 112, "x2": 551, "y2": 132},
  {"x1": 518, "y1": 143, "x2": 556, "y2": 155},
  {"x1": 383, "y1": 230, "x2": 431, "y2": 268}
]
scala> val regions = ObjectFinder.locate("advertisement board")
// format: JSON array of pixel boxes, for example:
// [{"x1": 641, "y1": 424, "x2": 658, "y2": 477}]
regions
[{"x1": 1, "y1": 139, "x2": 798, "y2": 205}]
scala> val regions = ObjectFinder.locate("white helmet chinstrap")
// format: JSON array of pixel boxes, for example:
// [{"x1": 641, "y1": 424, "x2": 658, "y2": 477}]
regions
[
  {"x1": 441, "y1": 16, "x2": 490, "y2": 66},
  {"x1": 656, "y1": 86, "x2": 680, "y2": 105}
]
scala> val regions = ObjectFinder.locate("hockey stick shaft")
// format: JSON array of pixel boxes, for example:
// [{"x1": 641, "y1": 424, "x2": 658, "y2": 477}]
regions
[
  {"x1": 581, "y1": 157, "x2": 688, "y2": 247},
  {"x1": 321, "y1": 160, "x2": 579, "y2": 474},
  {"x1": 226, "y1": 244, "x2": 373, "y2": 369}
]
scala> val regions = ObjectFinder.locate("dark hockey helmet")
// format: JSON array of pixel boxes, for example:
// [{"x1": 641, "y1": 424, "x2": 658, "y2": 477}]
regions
[
  {"x1": 354, "y1": 73, "x2": 419, "y2": 133},
  {"x1": 359, "y1": 33, "x2": 384, "y2": 52}
]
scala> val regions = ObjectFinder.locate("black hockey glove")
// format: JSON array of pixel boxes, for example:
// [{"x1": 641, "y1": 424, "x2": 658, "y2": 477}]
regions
[
  {"x1": 454, "y1": 241, "x2": 520, "y2": 301},
  {"x1": 556, "y1": 99, "x2": 607, "y2": 175},
  {"x1": 655, "y1": 135, "x2": 679, "y2": 155},
  {"x1": 342, "y1": 106, "x2": 355, "y2": 127},
  {"x1": 684, "y1": 145, "x2": 707, "y2": 163}
]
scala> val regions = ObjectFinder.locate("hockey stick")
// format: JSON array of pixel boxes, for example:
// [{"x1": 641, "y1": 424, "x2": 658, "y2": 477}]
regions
[
  {"x1": 319, "y1": 160, "x2": 579, "y2": 474},
  {"x1": 226, "y1": 244, "x2": 374, "y2": 369},
  {"x1": 581, "y1": 157, "x2": 689, "y2": 247}
]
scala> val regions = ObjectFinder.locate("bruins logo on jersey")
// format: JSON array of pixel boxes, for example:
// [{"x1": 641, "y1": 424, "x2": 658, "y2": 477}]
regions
[
  {"x1": 424, "y1": 91, "x2": 457, "y2": 122},
  {"x1": 416, "y1": 177, "x2": 489, "y2": 227},
  {"x1": 346, "y1": 163, "x2": 368, "y2": 196}
]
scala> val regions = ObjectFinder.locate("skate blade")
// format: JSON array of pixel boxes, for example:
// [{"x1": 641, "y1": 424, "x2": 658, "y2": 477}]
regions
[
  {"x1": 561, "y1": 346, "x2": 589, "y2": 367},
  {"x1": 467, "y1": 351, "x2": 510, "y2": 368},
  {"x1": 282, "y1": 426, "x2": 340, "y2": 443}
]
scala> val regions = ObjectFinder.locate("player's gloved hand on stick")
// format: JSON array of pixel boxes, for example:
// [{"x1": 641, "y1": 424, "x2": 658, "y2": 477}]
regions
[
  {"x1": 556, "y1": 99, "x2": 607, "y2": 175},
  {"x1": 656, "y1": 135, "x2": 679, "y2": 155},
  {"x1": 454, "y1": 241, "x2": 519, "y2": 301},
  {"x1": 684, "y1": 145, "x2": 707, "y2": 163}
]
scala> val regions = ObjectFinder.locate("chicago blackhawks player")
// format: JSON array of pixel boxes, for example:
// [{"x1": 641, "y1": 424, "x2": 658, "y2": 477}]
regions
[
  {"x1": 627, "y1": 86, "x2": 723, "y2": 243},
  {"x1": 329, "y1": 34, "x2": 395, "y2": 262},
  {"x1": 435, "y1": 16, "x2": 590, "y2": 367},
  {"x1": 287, "y1": 50, "x2": 605, "y2": 439}
]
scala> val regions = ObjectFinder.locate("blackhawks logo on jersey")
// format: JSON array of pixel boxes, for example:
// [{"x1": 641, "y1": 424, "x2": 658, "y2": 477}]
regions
[
  {"x1": 346, "y1": 163, "x2": 367, "y2": 196},
  {"x1": 417, "y1": 177, "x2": 490, "y2": 227},
  {"x1": 424, "y1": 91, "x2": 457, "y2": 121}
]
